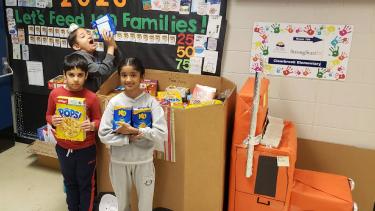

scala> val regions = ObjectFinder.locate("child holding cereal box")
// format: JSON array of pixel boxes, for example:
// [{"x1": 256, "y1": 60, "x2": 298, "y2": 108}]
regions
[
  {"x1": 98, "y1": 58, "x2": 168, "y2": 211},
  {"x1": 45, "y1": 54, "x2": 101, "y2": 211},
  {"x1": 67, "y1": 23, "x2": 122, "y2": 92}
]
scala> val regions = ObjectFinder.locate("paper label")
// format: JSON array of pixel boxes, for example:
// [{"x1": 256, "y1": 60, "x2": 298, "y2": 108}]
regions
[{"x1": 277, "y1": 156, "x2": 290, "y2": 167}]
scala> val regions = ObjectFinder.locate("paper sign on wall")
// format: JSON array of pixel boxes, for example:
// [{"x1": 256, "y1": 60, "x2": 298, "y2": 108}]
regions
[
  {"x1": 26, "y1": 61, "x2": 44, "y2": 86},
  {"x1": 250, "y1": 22, "x2": 353, "y2": 81},
  {"x1": 203, "y1": 50, "x2": 218, "y2": 73}
]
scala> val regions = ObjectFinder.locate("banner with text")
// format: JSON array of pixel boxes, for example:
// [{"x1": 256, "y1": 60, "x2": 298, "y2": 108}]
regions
[{"x1": 250, "y1": 22, "x2": 353, "y2": 80}]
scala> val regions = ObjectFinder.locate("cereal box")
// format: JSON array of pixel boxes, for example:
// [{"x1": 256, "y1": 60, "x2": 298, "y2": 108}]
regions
[
  {"x1": 140, "y1": 79, "x2": 158, "y2": 96},
  {"x1": 55, "y1": 96, "x2": 86, "y2": 142},
  {"x1": 132, "y1": 107, "x2": 152, "y2": 129},
  {"x1": 113, "y1": 106, "x2": 132, "y2": 130},
  {"x1": 48, "y1": 75, "x2": 65, "y2": 89},
  {"x1": 157, "y1": 90, "x2": 182, "y2": 104}
]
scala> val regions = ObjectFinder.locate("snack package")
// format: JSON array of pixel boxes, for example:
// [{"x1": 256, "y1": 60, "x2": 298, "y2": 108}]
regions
[
  {"x1": 112, "y1": 106, "x2": 132, "y2": 130},
  {"x1": 170, "y1": 102, "x2": 186, "y2": 109},
  {"x1": 157, "y1": 90, "x2": 182, "y2": 104},
  {"x1": 91, "y1": 14, "x2": 116, "y2": 41},
  {"x1": 48, "y1": 75, "x2": 65, "y2": 89},
  {"x1": 132, "y1": 107, "x2": 152, "y2": 129},
  {"x1": 185, "y1": 99, "x2": 223, "y2": 109},
  {"x1": 55, "y1": 96, "x2": 86, "y2": 142},
  {"x1": 190, "y1": 84, "x2": 216, "y2": 104},
  {"x1": 166, "y1": 85, "x2": 189, "y2": 102},
  {"x1": 37, "y1": 125, "x2": 47, "y2": 141},
  {"x1": 140, "y1": 79, "x2": 158, "y2": 96}
]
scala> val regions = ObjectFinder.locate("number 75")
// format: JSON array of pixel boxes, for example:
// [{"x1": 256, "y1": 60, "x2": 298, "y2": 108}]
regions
[{"x1": 176, "y1": 58, "x2": 190, "y2": 71}]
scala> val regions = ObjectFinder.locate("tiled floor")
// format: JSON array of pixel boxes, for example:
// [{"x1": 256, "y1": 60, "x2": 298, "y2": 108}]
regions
[{"x1": 0, "y1": 142, "x2": 67, "y2": 211}]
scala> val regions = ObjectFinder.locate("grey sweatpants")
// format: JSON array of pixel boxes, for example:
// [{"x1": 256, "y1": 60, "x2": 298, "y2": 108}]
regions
[{"x1": 109, "y1": 161, "x2": 155, "y2": 211}]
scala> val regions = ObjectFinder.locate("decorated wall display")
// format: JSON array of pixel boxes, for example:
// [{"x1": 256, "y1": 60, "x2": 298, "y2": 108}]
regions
[
  {"x1": 5, "y1": 0, "x2": 227, "y2": 91},
  {"x1": 250, "y1": 22, "x2": 353, "y2": 80},
  {"x1": 3, "y1": 0, "x2": 227, "y2": 138}
]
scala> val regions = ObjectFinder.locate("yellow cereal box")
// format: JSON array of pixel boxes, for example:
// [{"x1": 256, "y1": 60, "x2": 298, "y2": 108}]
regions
[{"x1": 55, "y1": 96, "x2": 86, "y2": 142}]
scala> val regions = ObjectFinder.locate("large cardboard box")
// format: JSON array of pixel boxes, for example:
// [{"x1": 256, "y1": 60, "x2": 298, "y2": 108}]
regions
[
  {"x1": 96, "y1": 69, "x2": 236, "y2": 211},
  {"x1": 29, "y1": 140, "x2": 60, "y2": 170}
]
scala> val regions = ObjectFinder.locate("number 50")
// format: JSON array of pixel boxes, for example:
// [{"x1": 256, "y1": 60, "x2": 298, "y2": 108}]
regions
[{"x1": 177, "y1": 46, "x2": 195, "y2": 58}]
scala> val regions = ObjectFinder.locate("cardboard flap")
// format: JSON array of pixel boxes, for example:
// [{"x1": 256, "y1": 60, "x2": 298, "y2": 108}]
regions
[
  {"x1": 29, "y1": 140, "x2": 57, "y2": 158},
  {"x1": 294, "y1": 169, "x2": 353, "y2": 202},
  {"x1": 97, "y1": 69, "x2": 235, "y2": 95},
  {"x1": 97, "y1": 72, "x2": 120, "y2": 95}
]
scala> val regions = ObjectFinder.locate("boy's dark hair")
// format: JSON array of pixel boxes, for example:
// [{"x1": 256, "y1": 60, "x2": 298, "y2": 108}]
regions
[
  {"x1": 117, "y1": 57, "x2": 145, "y2": 77},
  {"x1": 63, "y1": 53, "x2": 89, "y2": 74},
  {"x1": 67, "y1": 29, "x2": 79, "y2": 48}
]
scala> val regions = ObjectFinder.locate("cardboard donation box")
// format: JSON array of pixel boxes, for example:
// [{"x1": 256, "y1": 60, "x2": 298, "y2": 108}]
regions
[
  {"x1": 29, "y1": 140, "x2": 60, "y2": 170},
  {"x1": 96, "y1": 69, "x2": 236, "y2": 211},
  {"x1": 289, "y1": 169, "x2": 354, "y2": 211}
]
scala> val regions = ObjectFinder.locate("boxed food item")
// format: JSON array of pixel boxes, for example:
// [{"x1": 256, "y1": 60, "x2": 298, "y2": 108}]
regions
[
  {"x1": 191, "y1": 84, "x2": 217, "y2": 103},
  {"x1": 48, "y1": 75, "x2": 64, "y2": 89},
  {"x1": 132, "y1": 107, "x2": 152, "y2": 128},
  {"x1": 91, "y1": 14, "x2": 116, "y2": 41},
  {"x1": 55, "y1": 96, "x2": 86, "y2": 142},
  {"x1": 166, "y1": 85, "x2": 189, "y2": 102},
  {"x1": 112, "y1": 106, "x2": 132, "y2": 130},
  {"x1": 140, "y1": 79, "x2": 158, "y2": 96},
  {"x1": 157, "y1": 90, "x2": 182, "y2": 104},
  {"x1": 37, "y1": 125, "x2": 47, "y2": 141}
]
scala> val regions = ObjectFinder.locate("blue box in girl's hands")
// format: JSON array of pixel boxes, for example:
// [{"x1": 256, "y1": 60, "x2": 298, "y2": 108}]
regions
[
  {"x1": 132, "y1": 107, "x2": 152, "y2": 129},
  {"x1": 112, "y1": 106, "x2": 132, "y2": 130}
]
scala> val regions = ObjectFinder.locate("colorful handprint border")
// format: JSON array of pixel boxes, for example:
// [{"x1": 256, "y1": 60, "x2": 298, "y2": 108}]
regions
[{"x1": 250, "y1": 22, "x2": 353, "y2": 81}]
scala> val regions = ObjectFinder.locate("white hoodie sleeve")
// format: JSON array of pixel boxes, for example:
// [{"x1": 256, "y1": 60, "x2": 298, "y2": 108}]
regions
[
  {"x1": 139, "y1": 99, "x2": 168, "y2": 152},
  {"x1": 98, "y1": 100, "x2": 129, "y2": 146}
]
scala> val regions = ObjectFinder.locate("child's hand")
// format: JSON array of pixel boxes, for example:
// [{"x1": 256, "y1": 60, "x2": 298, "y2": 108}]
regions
[
  {"x1": 115, "y1": 123, "x2": 139, "y2": 135},
  {"x1": 102, "y1": 30, "x2": 118, "y2": 50},
  {"x1": 129, "y1": 133, "x2": 143, "y2": 142},
  {"x1": 81, "y1": 119, "x2": 95, "y2": 132},
  {"x1": 51, "y1": 115, "x2": 63, "y2": 127}
]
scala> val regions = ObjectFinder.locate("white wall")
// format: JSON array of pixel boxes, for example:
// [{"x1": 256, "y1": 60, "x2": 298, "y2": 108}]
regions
[{"x1": 222, "y1": 0, "x2": 375, "y2": 149}]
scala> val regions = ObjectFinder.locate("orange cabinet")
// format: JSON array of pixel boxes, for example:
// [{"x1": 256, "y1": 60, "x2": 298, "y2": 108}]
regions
[{"x1": 229, "y1": 122, "x2": 297, "y2": 211}]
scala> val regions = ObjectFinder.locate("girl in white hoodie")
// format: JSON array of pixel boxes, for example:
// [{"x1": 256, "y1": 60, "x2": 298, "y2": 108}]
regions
[{"x1": 98, "y1": 58, "x2": 167, "y2": 211}]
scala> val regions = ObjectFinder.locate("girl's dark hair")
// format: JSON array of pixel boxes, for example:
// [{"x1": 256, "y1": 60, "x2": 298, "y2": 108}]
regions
[
  {"x1": 67, "y1": 29, "x2": 79, "y2": 48},
  {"x1": 63, "y1": 53, "x2": 89, "y2": 74},
  {"x1": 117, "y1": 57, "x2": 145, "y2": 77}
]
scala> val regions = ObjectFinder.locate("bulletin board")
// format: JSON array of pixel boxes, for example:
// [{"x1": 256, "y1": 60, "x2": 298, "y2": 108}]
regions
[{"x1": 3, "y1": 0, "x2": 227, "y2": 139}]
